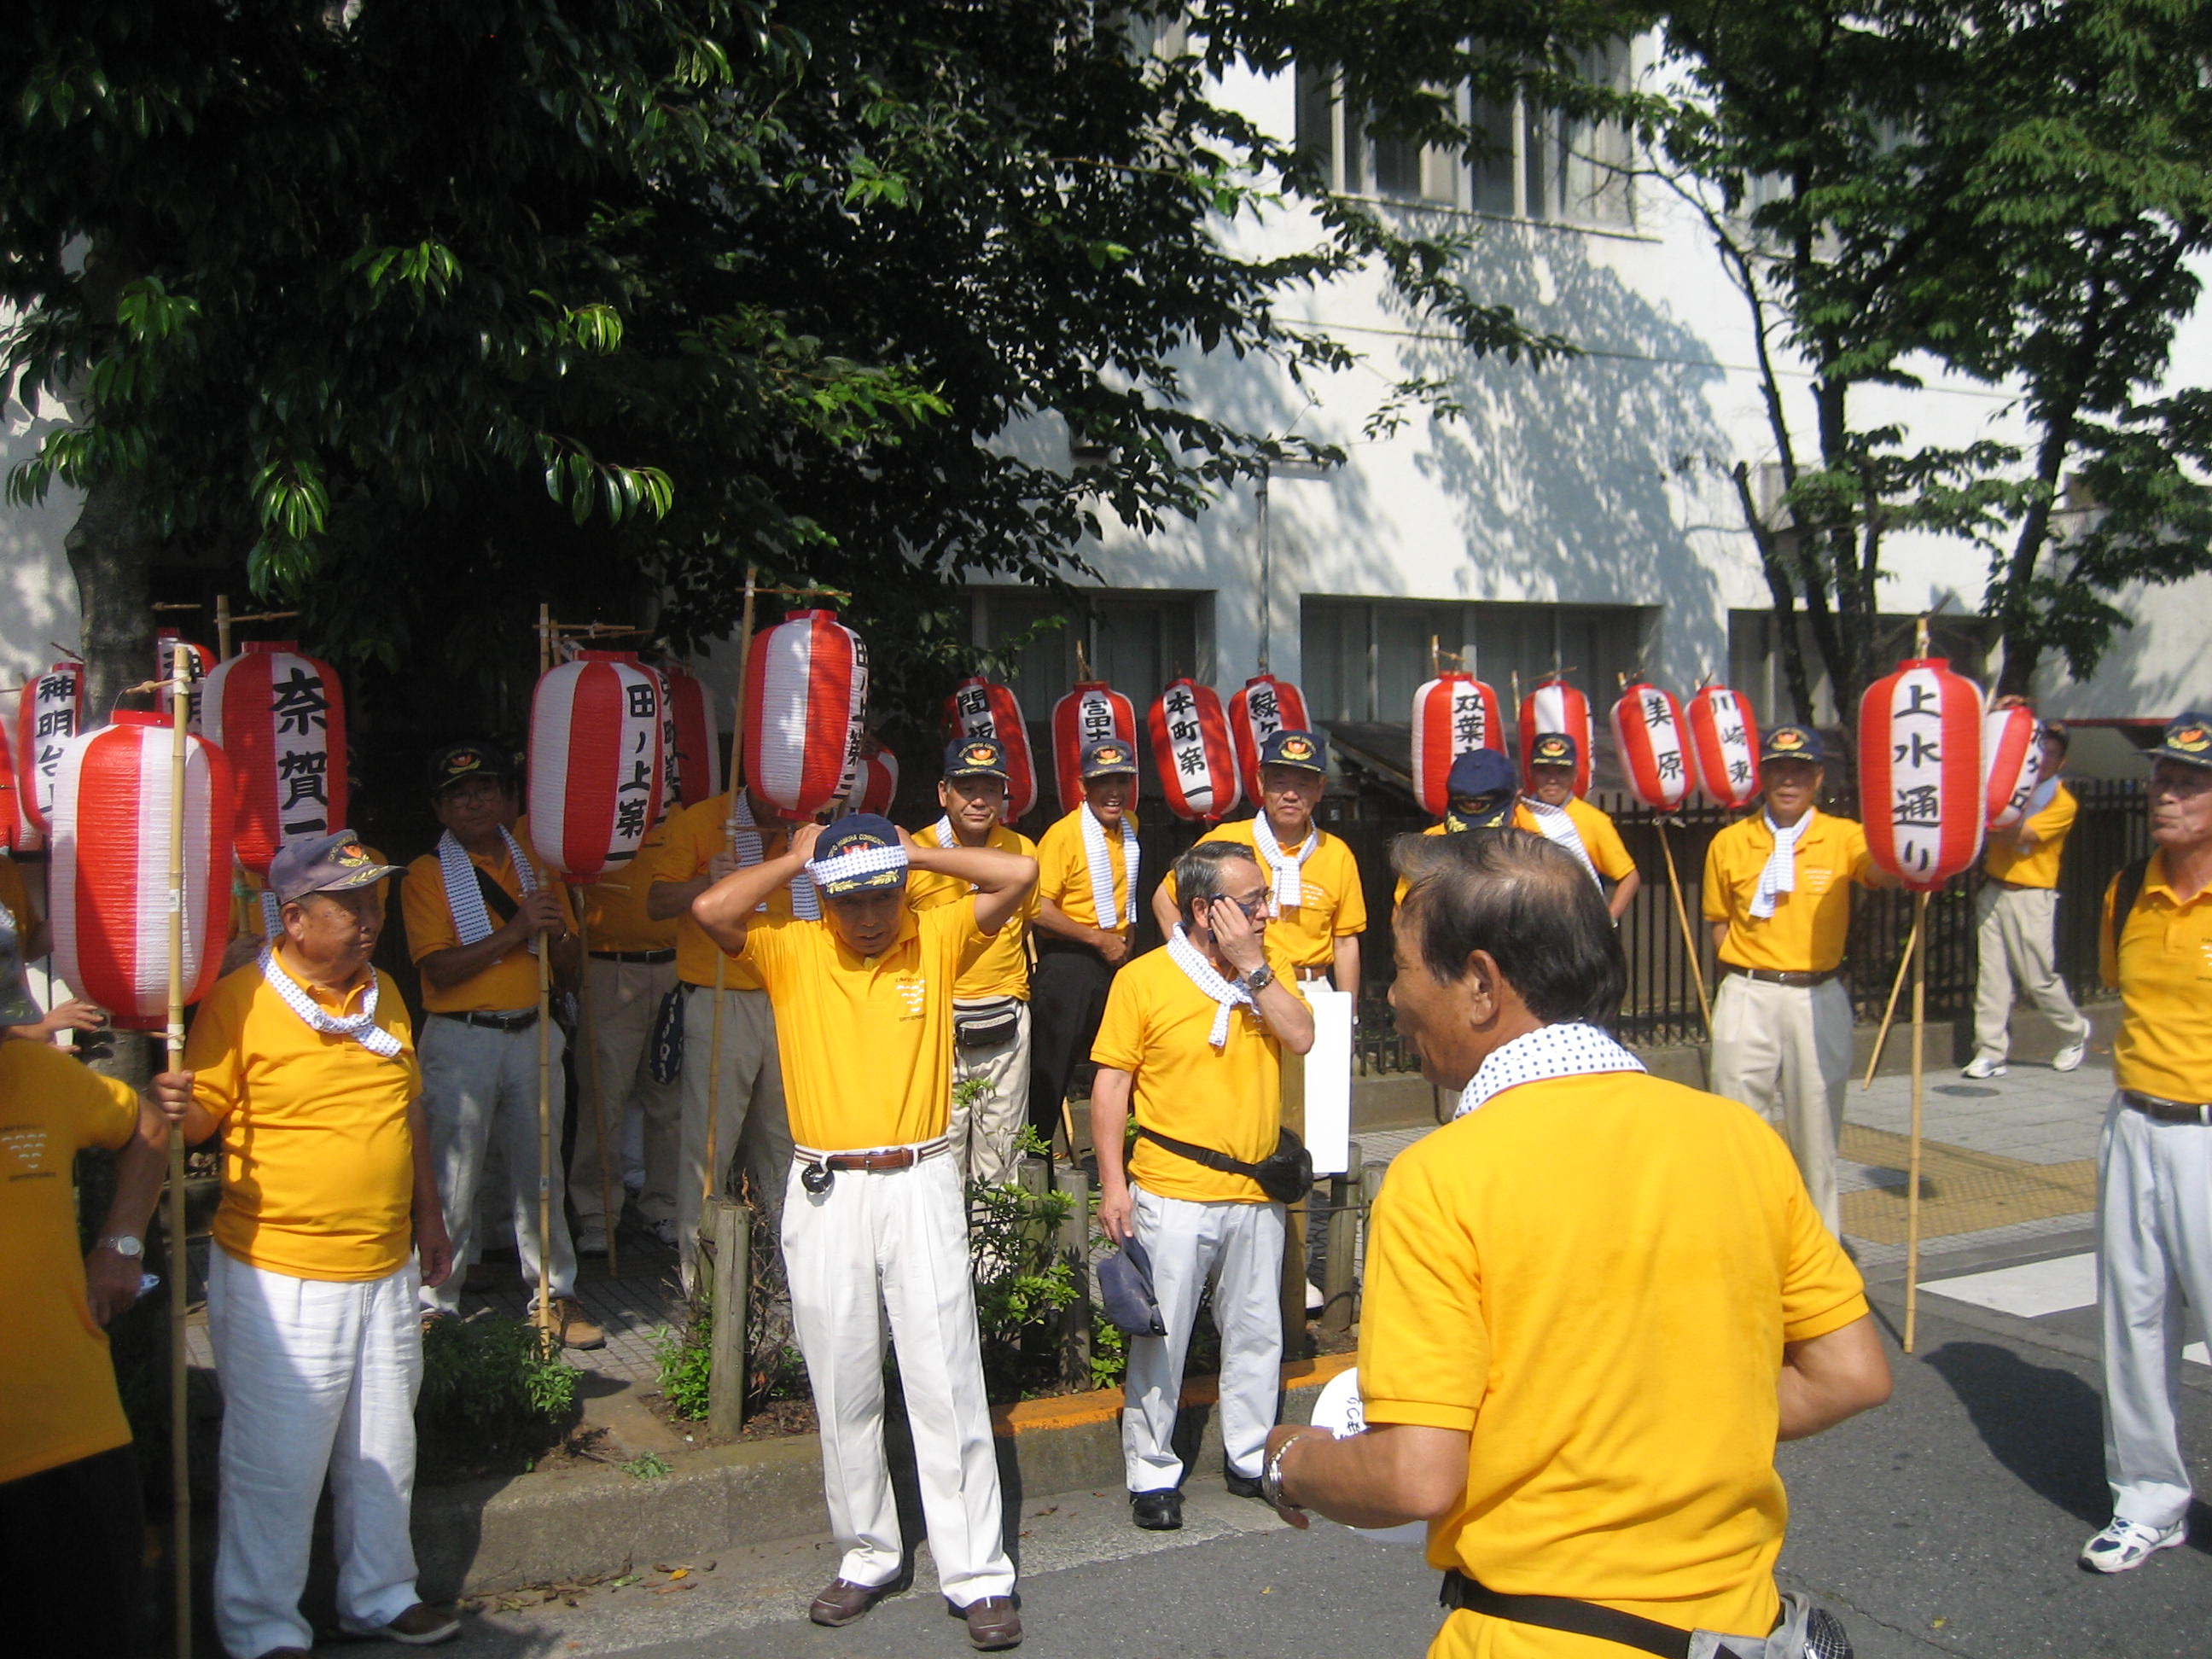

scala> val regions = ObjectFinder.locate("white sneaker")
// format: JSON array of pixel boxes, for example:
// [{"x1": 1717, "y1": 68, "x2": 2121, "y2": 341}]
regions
[
  {"x1": 2080, "y1": 1516, "x2": 2186, "y2": 1574},
  {"x1": 573, "y1": 1226, "x2": 608, "y2": 1257},
  {"x1": 2051, "y1": 1042, "x2": 2087, "y2": 1073},
  {"x1": 1961, "y1": 1056, "x2": 2008, "y2": 1080}
]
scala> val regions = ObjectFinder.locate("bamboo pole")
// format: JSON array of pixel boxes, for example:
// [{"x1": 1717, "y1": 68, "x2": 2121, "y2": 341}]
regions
[
  {"x1": 578, "y1": 902, "x2": 619, "y2": 1278},
  {"x1": 701, "y1": 569, "x2": 760, "y2": 1237},
  {"x1": 1654, "y1": 821, "x2": 1712, "y2": 1034},
  {"x1": 215, "y1": 593, "x2": 231, "y2": 661},
  {"x1": 534, "y1": 606, "x2": 556, "y2": 1345},
  {"x1": 1862, "y1": 902, "x2": 1924, "y2": 1089},
  {"x1": 1904, "y1": 890, "x2": 1930, "y2": 1353},
  {"x1": 163, "y1": 644, "x2": 195, "y2": 1658}
]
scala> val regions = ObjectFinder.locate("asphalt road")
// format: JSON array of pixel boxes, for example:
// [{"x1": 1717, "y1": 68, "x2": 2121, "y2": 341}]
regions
[{"x1": 451, "y1": 1233, "x2": 2212, "y2": 1659}]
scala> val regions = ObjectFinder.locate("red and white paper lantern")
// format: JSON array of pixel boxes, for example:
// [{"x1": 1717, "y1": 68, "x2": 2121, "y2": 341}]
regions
[
  {"x1": 1517, "y1": 677, "x2": 1595, "y2": 797},
  {"x1": 1410, "y1": 672, "x2": 1505, "y2": 818},
  {"x1": 661, "y1": 667, "x2": 724, "y2": 810},
  {"x1": 1227, "y1": 674, "x2": 1312, "y2": 799},
  {"x1": 1859, "y1": 658, "x2": 1985, "y2": 891},
  {"x1": 0, "y1": 713, "x2": 17, "y2": 854},
  {"x1": 15, "y1": 661, "x2": 84, "y2": 844},
  {"x1": 1610, "y1": 684, "x2": 1698, "y2": 812},
  {"x1": 841, "y1": 736, "x2": 899, "y2": 817},
  {"x1": 1051, "y1": 681, "x2": 1138, "y2": 814},
  {"x1": 1982, "y1": 704, "x2": 2045, "y2": 834},
  {"x1": 202, "y1": 642, "x2": 350, "y2": 877},
  {"x1": 1687, "y1": 686, "x2": 1762, "y2": 810},
  {"x1": 942, "y1": 676, "x2": 1039, "y2": 820},
  {"x1": 529, "y1": 651, "x2": 667, "y2": 881},
  {"x1": 49, "y1": 711, "x2": 235, "y2": 1031},
  {"x1": 155, "y1": 630, "x2": 214, "y2": 731},
  {"x1": 744, "y1": 609, "x2": 867, "y2": 821},
  {"x1": 1148, "y1": 678, "x2": 1240, "y2": 822}
]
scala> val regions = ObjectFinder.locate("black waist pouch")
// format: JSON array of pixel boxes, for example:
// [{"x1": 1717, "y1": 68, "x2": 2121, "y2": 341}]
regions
[{"x1": 1135, "y1": 1126, "x2": 1312, "y2": 1205}]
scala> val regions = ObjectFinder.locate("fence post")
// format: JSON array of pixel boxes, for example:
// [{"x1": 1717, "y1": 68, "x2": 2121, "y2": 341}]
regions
[
  {"x1": 1318, "y1": 1140, "x2": 1363, "y2": 1335},
  {"x1": 1055, "y1": 1163, "x2": 1092, "y2": 1388},
  {"x1": 1359, "y1": 1156, "x2": 1389, "y2": 1291},
  {"x1": 705, "y1": 1194, "x2": 748, "y2": 1439}
]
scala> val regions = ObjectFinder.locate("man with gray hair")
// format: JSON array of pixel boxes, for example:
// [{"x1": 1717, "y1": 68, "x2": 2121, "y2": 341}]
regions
[
  {"x1": 1261, "y1": 829, "x2": 1889, "y2": 1656},
  {"x1": 1092, "y1": 841, "x2": 1313, "y2": 1533}
]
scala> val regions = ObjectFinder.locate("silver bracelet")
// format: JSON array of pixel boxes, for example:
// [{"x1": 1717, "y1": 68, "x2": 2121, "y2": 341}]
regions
[{"x1": 1260, "y1": 1430, "x2": 1316, "y2": 1511}]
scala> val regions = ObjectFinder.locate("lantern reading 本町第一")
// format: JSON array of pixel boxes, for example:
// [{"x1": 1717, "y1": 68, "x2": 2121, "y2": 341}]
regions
[{"x1": 1149, "y1": 679, "x2": 1239, "y2": 822}]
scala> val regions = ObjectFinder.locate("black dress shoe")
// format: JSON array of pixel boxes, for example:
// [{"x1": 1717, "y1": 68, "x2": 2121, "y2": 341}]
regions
[
  {"x1": 1130, "y1": 1488, "x2": 1183, "y2": 1531},
  {"x1": 1224, "y1": 1465, "x2": 1264, "y2": 1500}
]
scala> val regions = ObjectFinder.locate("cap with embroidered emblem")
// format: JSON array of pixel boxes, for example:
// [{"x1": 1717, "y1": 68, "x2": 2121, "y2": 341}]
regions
[
  {"x1": 2151, "y1": 711, "x2": 2212, "y2": 771},
  {"x1": 944, "y1": 737, "x2": 1010, "y2": 780},
  {"x1": 1257, "y1": 729, "x2": 1328, "y2": 774},
  {"x1": 1528, "y1": 732, "x2": 1578, "y2": 768},
  {"x1": 1080, "y1": 740, "x2": 1138, "y2": 780},
  {"x1": 809, "y1": 813, "x2": 909, "y2": 897},
  {"x1": 427, "y1": 740, "x2": 515, "y2": 793},
  {"x1": 1760, "y1": 725, "x2": 1824, "y2": 765},
  {"x1": 269, "y1": 830, "x2": 404, "y2": 906}
]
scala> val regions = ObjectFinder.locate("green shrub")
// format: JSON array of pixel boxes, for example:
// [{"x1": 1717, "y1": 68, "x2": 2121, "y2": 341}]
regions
[
  {"x1": 418, "y1": 1316, "x2": 579, "y2": 1450},
  {"x1": 652, "y1": 1316, "x2": 714, "y2": 1422}
]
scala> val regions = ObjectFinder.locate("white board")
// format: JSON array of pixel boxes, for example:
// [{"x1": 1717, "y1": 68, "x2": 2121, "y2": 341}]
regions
[{"x1": 1303, "y1": 987, "x2": 1353, "y2": 1175}]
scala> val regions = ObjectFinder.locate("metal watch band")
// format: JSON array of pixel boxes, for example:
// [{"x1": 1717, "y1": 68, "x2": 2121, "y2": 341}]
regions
[
  {"x1": 1242, "y1": 963, "x2": 1276, "y2": 995},
  {"x1": 97, "y1": 1235, "x2": 144, "y2": 1258}
]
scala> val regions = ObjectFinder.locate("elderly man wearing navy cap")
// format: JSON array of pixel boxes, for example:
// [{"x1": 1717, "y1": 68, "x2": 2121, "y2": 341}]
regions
[
  {"x1": 166, "y1": 830, "x2": 460, "y2": 1656},
  {"x1": 908, "y1": 738, "x2": 1042, "y2": 1186},
  {"x1": 1703, "y1": 726, "x2": 1892, "y2": 1231},
  {"x1": 1394, "y1": 748, "x2": 1518, "y2": 910},
  {"x1": 694, "y1": 814, "x2": 1037, "y2": 1650},
  {"x1": 1513, "y1": 732, "x2": 1643, "y2": 923}
]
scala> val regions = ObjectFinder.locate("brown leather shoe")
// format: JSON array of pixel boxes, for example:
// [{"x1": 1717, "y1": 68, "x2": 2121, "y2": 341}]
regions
[
  {"x1": 548, "y1": 1295, "x2": 606, "y2": 1350},
  {"x1": 341, "y1": 1600, "x2": 460, "y2": 1644},
  {"x1": 809, "y1": 1576, "x2": 899, "y2": 1627},
  {"x1": 958, "y1": 1595, "x2": 1023, "y2": 1650}
]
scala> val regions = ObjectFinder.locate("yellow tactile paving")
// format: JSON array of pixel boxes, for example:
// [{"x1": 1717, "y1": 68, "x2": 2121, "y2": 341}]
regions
[{"x1": 1839, "y1": 1122, "x2": 2097, "y2": 1244}]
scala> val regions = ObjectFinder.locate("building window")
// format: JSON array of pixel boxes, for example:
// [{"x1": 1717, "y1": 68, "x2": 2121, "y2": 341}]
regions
[
  {"x1": 1301, "y1": 597, "x2": 1650, "y2": 723},
  {"x1": 1297, "y1": 43, "x2": 1635, "y2": 228},
  {"x1": 970, "y1": 587, "x2": 1208, "y2": 713},
  {"x1": 1727, "y1": 608, "x2": 1997, "y2": 727}
]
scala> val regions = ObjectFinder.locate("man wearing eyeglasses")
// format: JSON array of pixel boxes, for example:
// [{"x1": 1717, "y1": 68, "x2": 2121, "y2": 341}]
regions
[{"x1": 1091, "y1": 842, "x2": 1313, "y2": 1532}]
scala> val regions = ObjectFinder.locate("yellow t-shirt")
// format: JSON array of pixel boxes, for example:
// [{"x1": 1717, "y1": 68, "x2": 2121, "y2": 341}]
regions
[
  {"x1": 1156, "y1": 818, "x2": 1367, "y2": 971},
  {"x1": 1983, "y1": 783, "x2": 2075, "y2": 889},
  {"x1": 1036, "y1": 806, "x2": 1139, "y2": 930},
  {"x1": 1513, "y1": 796, "x2": 1638, "y2": 883},
  {"x1": 1359, "y1": 1071, "x2": 1869, "y2": 1654},
  {"x1": 0, "y1": 852, "x2": 40, "y2": 935},
  {"x1": 572, "y1": 818, "x2": 680, "y2": 956},
  {"x1": 908, "y1": 821, "x2": 1039, "y2": 1001},
  {"x1": 742, "y1": 899, "x2": 987, "y2": 1152},
  {"x1": 400, "y1": 826, "x2": 573, "y2": 1012},
  {"x1": 187, "y1": 956, "x2": 423, "y2": 1282},
  {"x1": 1090, "y1": 938, "x2": 1306, "y2": 1203},
  {"x1": 0, "y1": 1040, "x2": 139, "y2": 1483},
  {"x1": 2104, "y1": 853, "x2": 2212, "y2": 1102},
  {"x1": 1703, "y1": 812, "x2": 1874, "y2": 975},
  {"x1": 649, "y1": 795, "x2": 795, "y2": 992}
]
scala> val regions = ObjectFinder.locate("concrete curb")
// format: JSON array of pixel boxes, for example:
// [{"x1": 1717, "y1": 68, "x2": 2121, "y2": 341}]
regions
[{"x1": 415, "y1": 1353, "x2": 1357, "y2": 1598}]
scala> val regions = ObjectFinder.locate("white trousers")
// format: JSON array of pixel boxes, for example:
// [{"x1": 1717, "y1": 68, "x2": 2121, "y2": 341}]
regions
[
  {"x1": 781, "y1": 1151, "x2": 1013, "y2": 1604},
  {"x1": 570, "y1": 957, "x2": 683, "y2": 1229},
  {"x1": 1970, "y1": 884, "x2": 2090, "y2": 1063},
  {"x1": 678, "y1": 985, "x2": 793, "y2": 1282},
  {"x1": 950, "y1": 999, "x2": 1032, "y2": 1189},
  {"x1": 1123, "y1": 1186, "x2": 1286, "y2": 1491},
  {"x1": 207, "y1": 1250, "x2": 422, "y2": 1659},
  {"x1": 1708, "y1": 975, "x2": 1852, "y2": 1233},
  {"x1": 2097, "y1": 1095, "x2": 2212, "y2": 1529},
  {"x1": 419, "y1": 1015, "x2": 574, "y2": 1314}
]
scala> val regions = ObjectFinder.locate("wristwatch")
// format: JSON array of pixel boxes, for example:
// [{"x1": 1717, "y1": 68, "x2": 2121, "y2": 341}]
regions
[
  {"x1": 1240, "y1": 962, "x2": 1276, "y2": 995},
  {"x1": 1260, "y1": 1429, "x2": 1313, "y2": 1511},
  {"x1": 96, "y1": 1235, "x2": 144, "y2": 1259}
]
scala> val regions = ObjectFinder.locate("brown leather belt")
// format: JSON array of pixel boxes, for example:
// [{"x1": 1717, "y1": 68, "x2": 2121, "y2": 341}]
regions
[
  {"x1": 1722, "y1": 965, "x2": 1840, "y2": 988},
  {"x1": 2122, "y1": 1090, "x2": 2212, "y2": 1126},
  {"x1": 1294, "y1": 966, "x2": 1335, "y2": 983},
  {"x1": 590, "y1": 948, "x2": 676, "y2": 964},
  {"x1": 805, "y1": 1138, "x2": 951, "y2": 1173}
]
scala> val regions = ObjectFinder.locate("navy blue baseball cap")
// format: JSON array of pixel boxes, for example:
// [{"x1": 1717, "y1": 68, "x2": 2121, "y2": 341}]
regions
[
  {"x1": 1760, "y1": 725, "x2": 1824, "y2": 765},
  {"x1": 1527, "y1": 731, "x2": 1579, "y2": 769},
  {"x1": 428, "y1": 740, "x2": 514, "y2": 793},
  {"x1": 944, "y1": 736, "x2": 1010, "y2": 780},
  {"x1": 1257, "y1": 729, "x2": 1327, "y2": 774},
  {"x1": 1096, "y1": 1236, "x2": 1167, "y2": 1337},
  {"x1": 1447, "y1": 748, "x2": 1516, "y2": 802},
  {"x1": 269, "y1": 830, "x2": 402, "y2": 905},
  {"x1": 1080, "y1": 739, "x2": 1138, "y2": 780},
  {"x1": 2151, "y1": 711, "x2": 2212, "y2": 770},
  {"x1": 809, "y1": 812, "x2": 909, "y2": 897}
]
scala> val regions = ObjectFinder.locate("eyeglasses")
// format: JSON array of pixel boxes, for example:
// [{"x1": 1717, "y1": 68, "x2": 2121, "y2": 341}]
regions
[{"x1": 1217, "y1": 889, "x2": 1273, "y2": 920}]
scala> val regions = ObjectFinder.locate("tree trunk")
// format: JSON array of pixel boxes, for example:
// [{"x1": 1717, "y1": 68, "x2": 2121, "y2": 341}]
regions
[{"x1": 63, "y1": 467, "x2": 160, "y2": 718}]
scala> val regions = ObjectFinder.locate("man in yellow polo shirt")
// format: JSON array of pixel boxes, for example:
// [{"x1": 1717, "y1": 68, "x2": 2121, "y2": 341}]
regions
[
  {"x1": 174, "y1": 830, "x2": 460, "y2": 1655},
  {"x1": 693, "y1": 814, "x2": 1035, "y2": 1650},
  {"x1": 2081, "y1": 712, "x2": 2212, "y2": 1574},
  {"x1": 1513, "y1": 731, "x2": 1641, "y2": 923},
  {"x1": 1259, "y1": 829, "x2": 1889, "y2": 1658},
  {"x1": 1151, "y1": 729, "x2": 1365, "y2": 988},
  {"x1": 400, "y1": 742, "x2": 597, "y2": 1347},
  {"x1": 909, "y1": 737, "x2": 1039, "y2": 1186},
  {"x1": 1967, "y1": 715, "x2": 2091, "y2": 1079},
  {"x1": 1703, "y1": 725, "x2": 1889, "y2": 1231},
  {"x1": 0, "y1": 908, "x2": 187, "y2": 1659},
  {"x1": 1097, "y1": 841, "x2": 1313, "y2": 1532},
  {"x1": 1028, "y1": 740, "x2": 1141, "y2": 1144},
  {"x1": 645, "y1": 782, "x2": 798, "y2": 1284},
  {"x1": 568, "y1": 807, "x2": 682, "y2": 1255}
]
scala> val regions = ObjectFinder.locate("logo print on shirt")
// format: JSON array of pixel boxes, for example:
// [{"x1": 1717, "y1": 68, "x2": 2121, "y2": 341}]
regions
[
  {"x1": 0, "y1": 1124, "x2": 51, "y2": 1179},
  {"x1": 897, "y1": 975, "x2": 927, "y2": 1020}
]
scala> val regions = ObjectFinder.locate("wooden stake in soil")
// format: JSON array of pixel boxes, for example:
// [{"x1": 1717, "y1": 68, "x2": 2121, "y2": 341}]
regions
[
  {"x1": 701, "y1": 568, "x2": 760, "y2": 1245},
  {"x1": 578, "y1": 903, "x2": 619, "y2": 1278},
  {"x1": 1904, "y1": 890, "x2": 1930, "y2": 1354},
  {"x1": 165, "y1": 643, "x2": 195, "y2": 1659}
]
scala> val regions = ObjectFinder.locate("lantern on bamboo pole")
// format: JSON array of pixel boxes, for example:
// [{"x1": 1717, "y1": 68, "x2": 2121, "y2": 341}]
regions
[
  {"x1": 1226, "y1": 672, "x2": 1311, "y2": 800},
  {"x1": 1982, "y1": 702, "x2": 2046, "y2": 834},
  {"x1": 14, "y1": 660, "x2": 84, "y2": 845},
  {"x1": 942, "y1": 677, "x2": 1039, "y2": 821},
  {"x1": 1685, "y1": 685, "x2": 1761, "y2": 810},
  {"x1": 1516, "y1": 676, "x2": 1595, "y2": 797},
  {"x1": 1410, "y1": 672, "x2": 1505, "y2": 819},
  {"x1": 1051, "y1": 680, "x2": 1138, "y2": 815},
  {"x1": 1610, "y1": 681, "x2": 1710, "y2": 1033},
  {"x1": 743, "y1": 610, "x2": 868, "y2": 822},
  {"x1": 1148, "y1": 678, "x2": 1239, "y2": 822}
]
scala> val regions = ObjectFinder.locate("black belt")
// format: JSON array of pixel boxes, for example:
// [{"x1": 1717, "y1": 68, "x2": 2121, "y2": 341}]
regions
[
  {"x1": 1441, "y1": 1572, "x2": 1703, "y2": 1659},
  {"x1": 435, "y1": 1009, "x2": 538, "y2": 1033},
  {"x1": 2122, "y1": 1089, "x2": 2212, "y2": 1126},
  {"x1": 1722, "y1": 965, "x2": 1839, "y2": 988},
  {"x1": 590, "y1": 948, "x2": 675, "y2": 964}
]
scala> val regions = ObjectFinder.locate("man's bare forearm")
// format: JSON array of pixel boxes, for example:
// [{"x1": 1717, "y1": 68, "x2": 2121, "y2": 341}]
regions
[
  {"x1": 1271, "y1": 1422, "x2": 1470, "y2": 1529},
  {"x1": 648, "y1": 875, "x2": 710, "y2": 920},
  {"x1": 694, "y1": 850, "x2": 806, "y2": 948},
  {"x1": 103, "y1": 1107, "x2": 175, "y2": 1242}
]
